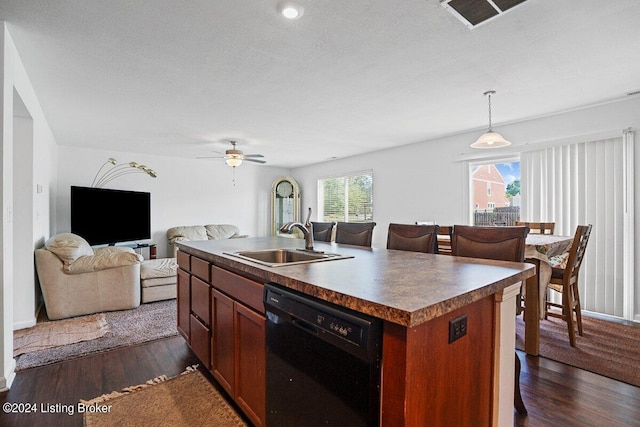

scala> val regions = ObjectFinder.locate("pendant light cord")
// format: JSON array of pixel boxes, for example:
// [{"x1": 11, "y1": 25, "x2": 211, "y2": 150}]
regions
[{"x1": 486, "y1": 90, "x2": 494, "y2": 132}]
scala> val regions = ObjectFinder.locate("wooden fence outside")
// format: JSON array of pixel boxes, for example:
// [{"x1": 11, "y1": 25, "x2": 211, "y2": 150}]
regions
[{"x1": 473, "y1": 207, "x2": 520, "y2": 226}]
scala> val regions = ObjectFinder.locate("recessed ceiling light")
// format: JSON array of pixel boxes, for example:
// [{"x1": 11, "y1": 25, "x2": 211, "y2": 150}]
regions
[{"x1": 278, "y1": 2, "x2": 304, "y2": 20}]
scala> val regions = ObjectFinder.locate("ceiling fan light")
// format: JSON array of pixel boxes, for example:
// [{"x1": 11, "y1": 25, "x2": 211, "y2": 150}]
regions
[
  {"x1": 470, "y1": 132, "x2": 511, "y2": 149},
  {"x1": 225, "y1": 157, "x2": 243, "y2": 167}
]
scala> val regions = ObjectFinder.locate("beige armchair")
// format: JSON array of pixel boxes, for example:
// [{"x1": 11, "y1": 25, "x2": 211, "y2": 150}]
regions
[{"x1": 35, "y1": 233, "x2": 143, "y2": 320}]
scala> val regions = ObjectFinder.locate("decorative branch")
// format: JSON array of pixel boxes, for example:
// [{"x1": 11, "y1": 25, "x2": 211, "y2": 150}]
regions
[{"x1": 92, "y1": 158, "x2": 157, "y2": 188}]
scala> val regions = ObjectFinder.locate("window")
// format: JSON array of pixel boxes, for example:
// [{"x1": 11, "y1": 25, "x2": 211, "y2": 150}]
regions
[
  {"x1": 318, "y1": 171, "x2": 373, "y2": 222},
  {"x1": 469, "y1": 158, "x2": 520, "y2": 225}
]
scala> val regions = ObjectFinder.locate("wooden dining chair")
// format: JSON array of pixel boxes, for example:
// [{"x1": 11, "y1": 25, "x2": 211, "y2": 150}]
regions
[
  {"x1": 310, "y1": 221, "x2": 335, "y2": 242},
  {"x1": 436, "y1": 226, "x2": 453, "y2": 255},
  {"x1": 451, "y1": 225, "x2": 528, "y2": 262},
  {"x1": 451, "y1": 224, "x2": 530, "y2": 415},
  {"x1": 545, "y1": 224, "x2": 592, "y2": 347},
  {"x1": 387, "y1": 223, "x2": 439, "y2": 253},
  {"x1": 515, "y1": 221, "x2": 555, "y2": 235},
  {"x1": 335, "y1": 222, "x2": 376, "y2": 247}
]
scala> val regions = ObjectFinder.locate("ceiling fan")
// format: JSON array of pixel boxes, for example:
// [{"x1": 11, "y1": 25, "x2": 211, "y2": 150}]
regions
[{"x1": 197, "y1": 141, "x2": 266, "y2": 168}]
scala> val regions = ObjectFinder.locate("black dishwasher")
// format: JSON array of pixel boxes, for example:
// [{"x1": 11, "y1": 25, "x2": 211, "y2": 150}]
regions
[{"x1": 264, "y1": 283, "x2": 382, "y2": 427}]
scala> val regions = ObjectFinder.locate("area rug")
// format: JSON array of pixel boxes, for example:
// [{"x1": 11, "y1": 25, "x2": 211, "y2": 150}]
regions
[
  {"x1": 81, "y1": 366, "x2": 248, "y2": 427},
  {"x1": 516, "y1": 314, "x2": 640, "y2": 386},
  {"x1": 13, "y1": 313, "x2": 109, "y2": 356},
  {"x1": 15, "y1": 299, "x2": 178, "y2": 371}
]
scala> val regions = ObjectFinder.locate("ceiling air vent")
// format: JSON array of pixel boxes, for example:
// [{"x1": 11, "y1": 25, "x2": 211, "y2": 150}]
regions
[{"x1": 441, "y1": 0, "x2": 528, "y2": 29}]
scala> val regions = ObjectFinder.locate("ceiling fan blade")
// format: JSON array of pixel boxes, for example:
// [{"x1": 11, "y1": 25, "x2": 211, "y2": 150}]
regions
[
  {"x1": 196, "y1": 156, "x2": 225, "y2": 159},
  {"x1": 243, "y1": 158, "x2": 267, "y2": 164},
  {"x1": 243, "y1": 154, "x2": 264, "y2": 158}
]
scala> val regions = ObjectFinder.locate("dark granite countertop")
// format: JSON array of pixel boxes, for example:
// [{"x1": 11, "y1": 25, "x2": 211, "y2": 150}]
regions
[{"x1": 177, "y1": 236, "x2": 535, "y2": 327}]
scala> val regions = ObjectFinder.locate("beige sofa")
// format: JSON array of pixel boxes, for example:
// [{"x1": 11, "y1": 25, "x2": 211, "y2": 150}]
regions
[
  {"x1": 35, "y1": 233, "x2": 143, "y2": 320},
  {"x1": 167, "y1": 224, "x2": 245, "y2": 257}
]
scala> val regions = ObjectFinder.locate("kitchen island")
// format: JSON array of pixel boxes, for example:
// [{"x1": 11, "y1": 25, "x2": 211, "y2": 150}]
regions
[{"x1": 176, "y1": 236, "x2": 535, "y2": 427}]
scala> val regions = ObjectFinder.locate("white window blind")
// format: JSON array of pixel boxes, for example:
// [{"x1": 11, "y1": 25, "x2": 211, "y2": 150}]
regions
[
  {"x1": 318, "y1": 171, "x2": 373, "y2": 222},
  {"x1": 521, "y1": 131, "x2": 635, "y2": 319}
]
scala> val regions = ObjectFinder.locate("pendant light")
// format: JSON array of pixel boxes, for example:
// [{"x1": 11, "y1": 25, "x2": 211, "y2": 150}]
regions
[{"x1": 471, "y1": 90, "x2": 511, "y2": 149}]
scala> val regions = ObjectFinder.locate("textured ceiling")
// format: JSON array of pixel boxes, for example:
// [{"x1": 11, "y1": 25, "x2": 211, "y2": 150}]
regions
[{"x1": 0, "y1": 0, "x2": 639, "y2": 167}]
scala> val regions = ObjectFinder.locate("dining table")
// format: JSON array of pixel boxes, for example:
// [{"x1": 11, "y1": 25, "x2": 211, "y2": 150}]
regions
[
  {"x1": 436, "y1": 229, "x2": 574, "y2": 355},
  {"x1": 522, "y1": 234, "x2": 575, "y2": 356}
]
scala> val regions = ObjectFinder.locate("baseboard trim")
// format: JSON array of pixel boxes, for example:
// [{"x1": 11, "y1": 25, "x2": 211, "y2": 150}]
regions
[
  {"x1": 583, "y1": 310, "x2": 640, "y2": 326},
  {"x1": 13, "y1": 316, "x2": 37, "y2": 331},
  {"x1": 0, "y1": 357, "x2": 17, "y2": 391}
]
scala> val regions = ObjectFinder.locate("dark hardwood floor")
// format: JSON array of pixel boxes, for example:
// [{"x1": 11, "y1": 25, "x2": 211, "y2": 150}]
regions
[
  {"x1": 2, "y1": 336, "x2": 639, "y2": 426},
  {"x1": 0, "y1": 336, "x2": 200, "y2": 427},
  {"x1": 515, "y1": 349, "x2": 640, "y2": 426}
]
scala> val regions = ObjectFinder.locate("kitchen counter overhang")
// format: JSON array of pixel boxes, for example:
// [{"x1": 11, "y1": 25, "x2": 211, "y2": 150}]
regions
[{"x1": 177, "y1": 236, "x2": 535, "y2": 328}]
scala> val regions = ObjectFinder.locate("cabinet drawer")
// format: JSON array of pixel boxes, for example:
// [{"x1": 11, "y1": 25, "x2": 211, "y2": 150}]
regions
[
  {"x1": 211, "y1": 266, "x2": 264, "y2": 314},
  {"x1": 191, "y1": 276, "x2": 211, "y2": 325},
  {"x1": 191, "y1": 256, "x2": 210, "y2": 282},
  {"x1": 190, "y1": 314, "x2": 211, "y2": 369},
  {"x1": 177, "y1": 251, "x2": 191, "y2": 272}
]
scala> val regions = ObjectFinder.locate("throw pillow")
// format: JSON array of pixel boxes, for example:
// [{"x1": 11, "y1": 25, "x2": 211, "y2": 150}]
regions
[
  {"x1": 205, "y1": 224, "x2": 240, "y2": 240},
  {"x1": 45, "y1": 233, "x2": 94, "y2": 264}
]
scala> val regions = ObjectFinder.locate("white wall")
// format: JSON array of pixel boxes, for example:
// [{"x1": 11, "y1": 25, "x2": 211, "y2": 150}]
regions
[
  {"x1": 1, "y1": 24, "x2": 57, "y2": 391},
  {"x1": 56, "y1": 146, "x2": 289, "y2": 258},
  {"x1": 12, "y1": 106, "x2": 35, "y2": 330},
  {"x1": 293, "y1": 140, "x2": 469, "y2": 249},
  {"x1": 292, "y1": 96, "x2": 640, "y2": 316}
]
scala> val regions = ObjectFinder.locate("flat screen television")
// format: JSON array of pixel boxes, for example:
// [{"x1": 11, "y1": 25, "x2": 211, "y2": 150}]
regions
[{"x1": 71, "y1": 186, "x2": 151, "y2": 246}]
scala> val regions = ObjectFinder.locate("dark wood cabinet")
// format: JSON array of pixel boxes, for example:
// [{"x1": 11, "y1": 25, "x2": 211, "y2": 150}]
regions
[
  {"x1": 210, "y1": 292, "x2": 265, "y2": 426},
  {"x1": 235, "y1": 302, "x2": 266, "y2": 426},
  {"x1": 211, "y1": 288, "x2": 235, "y2": 395},
  {"x1": 176, "y1": 259, "x2": 191, "y2": 341},
  {"x1": 210, "y1": 268, "x2": 266, "y2": 427},
  {"x1": 190, "y1": 276, "x2": 212, "y2": 369},
  {"x1": 191, "y1": 276, "x2": 210, "y2": 325},
  {"x1": 177, "y1": 252, "x2": 265, "y2": 427},
  {"x1": 190, "y1": 256, "x2": 210, "y2": 282},
  {"x1": 177, "y1": 250, "x2": 190, "y2": 271},
  {"x1": 189, "y1": 314, "x2": 211, "y2": 368}
]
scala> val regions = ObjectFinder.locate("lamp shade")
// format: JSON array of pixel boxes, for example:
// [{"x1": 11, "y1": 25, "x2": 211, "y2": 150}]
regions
[
  {"x1": 225, "y1": 157, "x2": 243, "y2": 167},
  {"x1": 470, "y1": 131, "x2": 511, "y2": 149}
]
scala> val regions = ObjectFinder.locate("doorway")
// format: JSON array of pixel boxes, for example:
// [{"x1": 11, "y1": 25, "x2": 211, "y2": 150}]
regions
[{"x1": 12, "y1": 89, "x2": 37, "y2": 329}]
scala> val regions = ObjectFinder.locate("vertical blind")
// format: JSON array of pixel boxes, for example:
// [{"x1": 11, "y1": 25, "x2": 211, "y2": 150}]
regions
[
  {"x1": 521, "y1": 132, "x2": 635, "y2": 319},
  {"x1": 317, "y1": 171, "x2": 373, "y2": 222}
]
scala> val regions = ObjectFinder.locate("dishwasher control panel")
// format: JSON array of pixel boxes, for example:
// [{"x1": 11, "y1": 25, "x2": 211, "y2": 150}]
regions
[{"x1": 264, "y1": 283, "x2": 381, "y2": 362}]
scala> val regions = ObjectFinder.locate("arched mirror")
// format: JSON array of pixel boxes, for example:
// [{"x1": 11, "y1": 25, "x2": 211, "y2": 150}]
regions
[{"x1": 271, "y1": 176, "x2": 301, "y2": 236}]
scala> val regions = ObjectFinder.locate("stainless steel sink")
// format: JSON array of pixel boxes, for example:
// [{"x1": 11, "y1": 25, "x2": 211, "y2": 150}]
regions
[{"x1": 225, "y1": 249, "x2": 352, "y2": 267}]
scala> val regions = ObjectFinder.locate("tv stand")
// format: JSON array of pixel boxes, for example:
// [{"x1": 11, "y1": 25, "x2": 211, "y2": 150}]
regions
[{"x1": 122, "y1": 243, "x2": 157, "y2": 259}]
